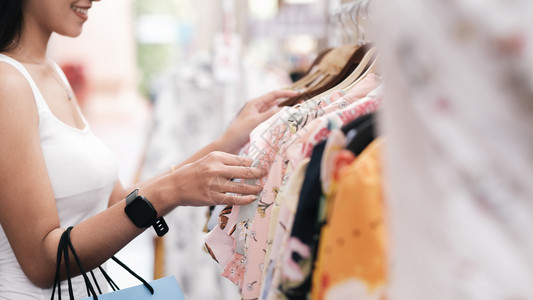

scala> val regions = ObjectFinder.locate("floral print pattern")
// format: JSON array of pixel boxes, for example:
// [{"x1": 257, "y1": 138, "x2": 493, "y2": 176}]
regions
[
  {"x1": 241, "y1": 82, "x2": 382, "y2": 300},
  {"x1": 312, "y1": 139, "x2": 386, "y2": 300}
]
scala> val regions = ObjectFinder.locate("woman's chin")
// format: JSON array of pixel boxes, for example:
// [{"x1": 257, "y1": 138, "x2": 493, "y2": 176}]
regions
[{"x1": 56, "y1": 28, "x2": 84, "y2": 38}]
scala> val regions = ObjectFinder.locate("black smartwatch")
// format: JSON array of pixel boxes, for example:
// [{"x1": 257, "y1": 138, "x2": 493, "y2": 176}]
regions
[{"x1": 124, "y1": 188, "x2": 169, "y2": 237}]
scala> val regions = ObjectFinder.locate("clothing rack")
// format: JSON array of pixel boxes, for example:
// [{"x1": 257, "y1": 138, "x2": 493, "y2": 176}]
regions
[
  {"x1": 328, "y1": 0, "x2": 373, "y2": 47},
  {"x1": 204, "y1": 2, "x2": 384, "y2": 298}
]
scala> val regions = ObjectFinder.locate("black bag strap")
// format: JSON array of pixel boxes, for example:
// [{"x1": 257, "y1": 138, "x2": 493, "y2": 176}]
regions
[
  {"x1": 89, "y1": 271, "x2": 102, "y2": 294},
  {"x1": 64, "y1": 227, "x2": 99, "y2": 299},
  {"x1": 51, "y1": 231, "x2": 67, "y2": 300},
  {"x1": 51, "y1": 227, "x2": 98, "y2": 300},
  {"x1": 109, "y1": 256, "x2": 154, "y2": 294},
  {"x1": 50, "y1": 226, "x2": 154, "y2": 300},
  {"x1": 98, "y1": 266, "x2": 119, "y2": 291}
]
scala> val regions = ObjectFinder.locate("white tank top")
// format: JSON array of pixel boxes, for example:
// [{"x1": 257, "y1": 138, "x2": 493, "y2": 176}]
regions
[{"x1": 0, "y1": 54, "x2": 119, "y2": 299}]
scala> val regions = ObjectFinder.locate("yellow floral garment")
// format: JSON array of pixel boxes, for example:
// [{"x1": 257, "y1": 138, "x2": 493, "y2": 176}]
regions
[{"x1": 312, "y1": 138, "x2": 386, "y2": 300}]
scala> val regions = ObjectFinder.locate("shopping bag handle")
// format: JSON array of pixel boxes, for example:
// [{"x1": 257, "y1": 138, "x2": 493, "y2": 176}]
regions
[
  {"x1": 51, "y1": 226, "x2": 154, "y2": 300},
  {"x1": 51, "y1": 227, "x2": 99, "y2": 300},
  {"x1": 108, "y1": 256, "x2": 154, "y2": 294}
]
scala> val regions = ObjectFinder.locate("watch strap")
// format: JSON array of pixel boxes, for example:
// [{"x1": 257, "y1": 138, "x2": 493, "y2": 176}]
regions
[
  {"x1": 153, "y1": 217, "x2": 169, "y2": 237},
  {"x1": 125, "y1": 188, "x2": 169, "y2": 237}
]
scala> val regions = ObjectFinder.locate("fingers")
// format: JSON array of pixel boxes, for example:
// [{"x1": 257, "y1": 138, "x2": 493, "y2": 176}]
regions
[
  {"x1": 258, "y1": 106, "x2": 282, "y2": 121},
  {"x1": 212, "y1": 151, "x2": 253, "y2": 167},
  {"x1": 207, "y1": 180, "x2": 261, "y2": 206},
  {"x1": 269, "y1": 90, "x2": 300, "y2": 100},
  {"x1": 209, "y1": 192, "x2": 258, "y2": 206},
  {"x1": 201, "y1": 184, "x2": 261, "y2": 206},
  {"x1": 196, "y1": 152, "x2": 268, "y2": 206},
  {"x1": 219, "y1": 180, "x2": 263, "y2": 196},
  {"x1": 222, "y1": 166, "x2": 266, "y2": 180},
  {"x1": 264, "y1": 90, "x2": 300, "y2": 102},
  {"x1": 255, "y1": 90, "x2": 301, "y2": 110},
  {"x1": 213, "y1": 153, "x2": 267, "y2": 179},
  {"x1": 205, "y1": 152, "x2": 267, "y2": 180}
]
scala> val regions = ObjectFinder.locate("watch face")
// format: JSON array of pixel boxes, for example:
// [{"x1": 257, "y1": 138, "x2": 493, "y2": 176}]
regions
[{"x1": 125, "y1": 196, "x2": 157, "y2": 228}]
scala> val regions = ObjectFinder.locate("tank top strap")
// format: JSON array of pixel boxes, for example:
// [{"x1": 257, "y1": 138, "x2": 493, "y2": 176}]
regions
[
  {"x1": 49, "y1": 60, "x2": 90, "y2": 128},
  {"x1": 50, "y1": 60, "x2": 73, "y2": 89},
  {"x1": 0, "y1": 53, "x2": 51, "y2": 113}
]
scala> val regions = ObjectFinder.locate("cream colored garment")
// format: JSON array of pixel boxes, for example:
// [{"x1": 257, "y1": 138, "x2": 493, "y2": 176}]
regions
[{"x1": 375, "y1": 0, "x2": 533, "y2": 299}]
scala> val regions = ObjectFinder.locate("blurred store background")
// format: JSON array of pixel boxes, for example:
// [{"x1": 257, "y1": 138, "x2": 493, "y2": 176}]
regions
[{"x1": 48, "y1": 0, "x2": 351, "y2": 299}]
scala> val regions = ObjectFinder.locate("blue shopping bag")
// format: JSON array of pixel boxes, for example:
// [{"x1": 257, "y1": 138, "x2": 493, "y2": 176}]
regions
[
  {"x1": 51, "y1": 227, "x2": 185, "y2": 300},
  {"x1": 80, "y1": 276, "x2": 185, "y2": 300}
]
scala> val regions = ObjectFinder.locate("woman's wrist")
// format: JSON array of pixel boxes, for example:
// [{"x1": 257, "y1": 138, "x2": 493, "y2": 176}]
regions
[
  {"x1": 214, "y1": 132, "x2": 242, "y2": 155},
  {"x1": 137, "y1": 174, "x2": 176, "y2": 218}
]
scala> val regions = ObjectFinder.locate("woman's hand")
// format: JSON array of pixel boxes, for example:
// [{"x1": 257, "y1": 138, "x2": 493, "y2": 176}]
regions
[
  {"x1": 219, "y1": 90, "x2": 300, "y2": 154},
  {"x1": 170, "y1": 151, "x2": 266, "y2": 208}
]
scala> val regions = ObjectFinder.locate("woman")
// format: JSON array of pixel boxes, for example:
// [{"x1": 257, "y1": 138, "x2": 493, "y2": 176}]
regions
[{"x1": 0, "y1": 0, "x2": 298, "y2": 298}]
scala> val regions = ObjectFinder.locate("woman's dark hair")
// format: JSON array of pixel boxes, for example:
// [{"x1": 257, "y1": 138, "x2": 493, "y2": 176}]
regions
[{"x1": 0, "y1": 0, "x2": 24, "y2": 52}]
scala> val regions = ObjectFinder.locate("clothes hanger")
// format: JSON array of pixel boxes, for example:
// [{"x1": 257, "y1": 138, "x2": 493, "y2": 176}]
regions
[
  {"x1": 279, "y1": 44, "x2": 360, "y2": 105},
  {"x1": 286, "y1": 48, "x2": 333, "y2": 90},
  {"x1": 299, "y1": 45, "x2": 358, "y2": 90},
  {"x1": 318, "y1": 0, "x2": 378, "y2": 95},
  {"x1": 286, "y1": 5, "x2": 363, "y2": 93},
  {"x1": 344, "y1": 53, "x2": 379, "y2": 93},
  {"x1": 279, "y1": 44, "x2": 369, "y2": 107},
  {"x1": 279, "y1": 0, "x2": 379, "y2": 107},
  {"x1": 340, "y1": 4, "x2": 353, "y2": 46},
  {"x1": 285, "y1": 51, "x2": 335, "y2": 91},
  {"x1": 324, "y1": 3, "x2": 378, "y2": 94},
  {"x1": 343, "y1": 2, "x2": 381, "y2": 93},
  {"x1": 311, "y1": 46, "x2": 377, "y2": 100},
  {"x1": 305, "y1": 45, "x2": 356, "y2": 88},
  {"x1": 279, "y1": 1, "x2": 376, "y2": 107},
  {"x1": 346, "y1": 2, "x2": 360, "y2": 46}
]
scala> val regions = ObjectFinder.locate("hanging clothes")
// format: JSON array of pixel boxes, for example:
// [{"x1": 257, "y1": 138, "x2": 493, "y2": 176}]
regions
[
  {"x1": 204, "y1": 87, "x2": 347, "y2": 290},
  {"x1": 240, "y1": 82, "x2": 382, "y2": 300},
  {"x1": 204, "y1": 66, "x2": 381, "y2": 297},
  {"x1": 204, "y1": 19, "x2": 383, "y2": 298},
  {"x1": 375, "y1": 0, "x2": 533, "y2": 299},
  {"x1": 312, "y1": 137, "x2": 386, "y2": 300},
  {"x1": 199, "y1": 1, "x2": 533, "y2": 299},
  {"x1": 280, "y1": 140, "x2": 328, "y2": 300}
]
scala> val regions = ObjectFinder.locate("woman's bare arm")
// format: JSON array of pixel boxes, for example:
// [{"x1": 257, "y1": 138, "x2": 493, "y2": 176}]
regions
[
  {"x1": 0, "y1": 64, "x2": 268, "y2": 288},
  {"x1": 108, "y1": 89, "x2": 299, "y2": 207}
]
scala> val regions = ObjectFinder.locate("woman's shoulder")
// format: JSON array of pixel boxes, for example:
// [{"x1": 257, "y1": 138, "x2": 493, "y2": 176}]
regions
[
  {"x1": 0, "y1": 58, "x2": 33, "y2": 90},
  {"x1": 0, "y1": 59, "x2": 39, "y2": 128}
]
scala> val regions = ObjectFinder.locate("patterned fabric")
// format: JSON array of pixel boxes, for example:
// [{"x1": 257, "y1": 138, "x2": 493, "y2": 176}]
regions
[
  {"x1": 220, "y1": 253, "x2": 247, "y2": 288},
  {"x1": 375, "y1": 0, "x2": 533, "y2": 299},
  {"x1": 234, "y1": 89, "x2": 346, "y2": 256},
  {"x1": 312, "y1": 138, "x2": 386, "y2": 300},
  {"x1": 279, "y1": 141, "x2": 326, "y2": 300},
  {"x1": 204, "y1": 89, "x2": 338, "y2": 291},
  {"x1": 240, "y1": 82, "x2": 382, "y2": 300},
  {"x1": 257, "y1": 91, "x2": 381, "y2": 300},
  {"x1": 222, "y1": 89, "x2": 345, "y2": 292},
  {"x1": 260, "y1": 159, "x2": 310, "y2": 300},
  {"x1": 235, "y1": 94, "x2": 339, "y2": 297},
  {"x1": 205, "y1": 74, "x2": 379, "y2": 296},
  {"x1": 261, "y1": 128, "x2": 348, "y2": 300},
  {"x1": 204, "y1": 205, "x2": 240, "y2": 267},
  {"x1": 319, "y1": 129, "x2": 347, "y2": 213}
]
